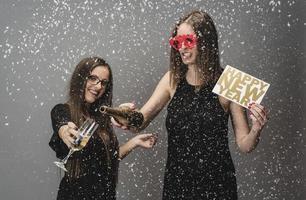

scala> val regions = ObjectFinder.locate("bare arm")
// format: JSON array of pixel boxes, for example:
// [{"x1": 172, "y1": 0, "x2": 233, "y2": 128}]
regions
[
  {"x1": 112, "y1": 71, "x2": 172, "y2": 132},
  {"x1": 137, "y1": 71, "x2": 172, "y2": 130},
  {"x1": 229, "y1": 100, "x2": 268, "y2": 153},
  {"x1": 118, "y1": 134, "x2": 157, "y2": 159}
]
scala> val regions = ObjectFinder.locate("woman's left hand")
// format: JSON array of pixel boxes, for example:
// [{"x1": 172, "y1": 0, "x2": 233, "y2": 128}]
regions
[
  {"x1": 132, "y1": 133, "x2": 157, "y2": 149},
  {"x1": 248, "y1": 103, "x2": 269, "y2": 132}
]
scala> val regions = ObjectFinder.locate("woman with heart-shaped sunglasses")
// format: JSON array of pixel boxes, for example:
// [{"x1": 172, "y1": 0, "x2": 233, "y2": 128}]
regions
[{"x1": 114, "y1": 10, "x2": 269, "y2": 200}]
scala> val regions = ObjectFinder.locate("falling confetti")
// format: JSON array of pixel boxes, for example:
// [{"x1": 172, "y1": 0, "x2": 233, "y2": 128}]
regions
[{"x1": 0, "y1": 0, "x2": 305, "y2": 200}]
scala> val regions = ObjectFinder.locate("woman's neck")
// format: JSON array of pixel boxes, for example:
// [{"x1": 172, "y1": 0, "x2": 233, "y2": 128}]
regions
[{"x1": 186, "y1": 64, "x2": 203, "y2": 86}]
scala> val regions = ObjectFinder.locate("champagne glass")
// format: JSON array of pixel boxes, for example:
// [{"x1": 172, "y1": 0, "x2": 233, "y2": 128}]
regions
[{"x1": 54, "y1": 118, "x2": 99, "y2": 172}]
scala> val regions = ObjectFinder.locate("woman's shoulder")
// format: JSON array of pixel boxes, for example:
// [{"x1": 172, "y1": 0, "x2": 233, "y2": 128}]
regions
[
  {"x1": 163, "y1": 71, "x2": 171, "y2": 80},
  {"x1": 161, "y1": 71, "x2": 175, "y2": 93},
  {"x1": 158, "y1": 71, "x2": 171, "y2": 87},
  {"x1": 51, "y1": 103, "x2": 70, "y2": 117}
]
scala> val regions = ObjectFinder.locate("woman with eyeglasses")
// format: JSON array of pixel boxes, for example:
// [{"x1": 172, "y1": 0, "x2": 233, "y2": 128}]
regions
[
  {"x1": 49, "y1": 56, "x2": 156, "y2": 200},
  {"x1": 114, "y1": 11, "x2": 268, "y2": 199}
]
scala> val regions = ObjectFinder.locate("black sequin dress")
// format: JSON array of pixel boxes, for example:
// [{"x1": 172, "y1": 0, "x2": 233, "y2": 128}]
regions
[
  {"x1": 49, "y1": 104, "x2": 119, "y2": 200},
  {"x1": 162, "y1": 78, "x2": 237, "y2": 200}
]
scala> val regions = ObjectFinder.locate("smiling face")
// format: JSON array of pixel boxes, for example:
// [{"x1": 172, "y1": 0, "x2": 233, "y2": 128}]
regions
[
  {"x1": 176, "y1": 23, "x2": 199, "y2": 65},
  {"x1": 169, "y1": 11, "x2": 222, "y2": 88},
  {"x1": 84, "y1": 66, "x2": 110, "y2": 104}
]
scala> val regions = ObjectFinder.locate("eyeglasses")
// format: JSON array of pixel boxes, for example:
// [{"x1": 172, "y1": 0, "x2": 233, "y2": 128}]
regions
[
  {"x1": 87, "y1": 75, "x2": 109, "y2": 87},
  {"x1": 169, "y1": 34, "x2": 197, "y2": 50}
]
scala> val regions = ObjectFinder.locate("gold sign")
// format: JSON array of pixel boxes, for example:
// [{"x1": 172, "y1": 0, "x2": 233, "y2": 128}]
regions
[{"x1": 212, "y1": 65, "x2": 270, "y2": 108}]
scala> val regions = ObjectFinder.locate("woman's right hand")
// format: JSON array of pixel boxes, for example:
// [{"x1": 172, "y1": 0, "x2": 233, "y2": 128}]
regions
[
  {"x1": 58, "y1": 122, "x2": 79, "y2": 148},
  {"x1": 111, "y1": 102, "x2": 136, "y2": 130},
  {"x1": 131, "y1": 133, "x2": 157, "y2": 149}
]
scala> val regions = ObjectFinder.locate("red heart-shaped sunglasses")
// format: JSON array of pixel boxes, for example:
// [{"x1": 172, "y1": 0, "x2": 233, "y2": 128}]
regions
[{"x1": 169, "y1": 34, "x2": 197, "y2": 50}]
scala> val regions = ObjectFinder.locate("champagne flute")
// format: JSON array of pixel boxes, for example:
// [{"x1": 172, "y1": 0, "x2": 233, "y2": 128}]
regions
[{"x1": 54, "y1": 118, "x2": 99, "y2": 172}]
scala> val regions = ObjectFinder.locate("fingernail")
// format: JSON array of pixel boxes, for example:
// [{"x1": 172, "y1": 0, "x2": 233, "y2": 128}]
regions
[{"x1": 248, "y1": 102, "x2": 254, "y2": 106}]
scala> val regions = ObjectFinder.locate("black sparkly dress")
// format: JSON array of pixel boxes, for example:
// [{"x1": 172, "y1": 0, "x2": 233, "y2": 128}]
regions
[
  {"x1": 162, "y1": 78, "x2": 237, "y2": 200},
  {"x1": 49, "y1": 104, "x2": 119, "y2": 200}
]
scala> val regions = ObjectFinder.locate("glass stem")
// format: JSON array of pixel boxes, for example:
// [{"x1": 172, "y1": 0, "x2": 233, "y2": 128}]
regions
[{"x1": 62, "y1": 149, "x2": 74, "y2": 164}]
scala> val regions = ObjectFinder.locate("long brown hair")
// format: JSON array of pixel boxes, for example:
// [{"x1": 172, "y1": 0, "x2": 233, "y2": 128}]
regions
[
  {"x1": 66, "y1": 57, "x2": 118, "y2": 179},
  {"x1": 67, "y1": 56, "x2": 113, "y2": 126},
  {"x1": 169, "y1": 10, "x2": 223, "y2": 87}
]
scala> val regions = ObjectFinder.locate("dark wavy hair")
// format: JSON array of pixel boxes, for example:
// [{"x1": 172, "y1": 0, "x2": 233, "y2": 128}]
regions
[{"x1": 169, "y1": 10, "x2": 223, "y2": 87}]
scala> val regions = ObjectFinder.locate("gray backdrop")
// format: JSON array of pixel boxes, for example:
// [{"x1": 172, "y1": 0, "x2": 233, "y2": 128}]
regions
[{"x1": 0, "y1": 0, "x2": 305, "y2": 199}]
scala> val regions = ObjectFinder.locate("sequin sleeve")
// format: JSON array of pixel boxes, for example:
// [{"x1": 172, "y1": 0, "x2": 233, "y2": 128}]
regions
[{"x1": 48, "y1": 103, "x2": 70, "y2": 159}]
